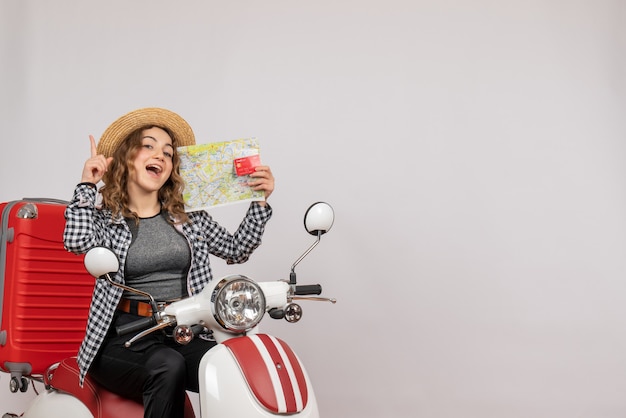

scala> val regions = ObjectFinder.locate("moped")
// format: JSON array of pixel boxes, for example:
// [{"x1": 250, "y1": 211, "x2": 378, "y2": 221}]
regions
[{"x1": 4, "y1": 202, "x2": 335, "y2": 418}]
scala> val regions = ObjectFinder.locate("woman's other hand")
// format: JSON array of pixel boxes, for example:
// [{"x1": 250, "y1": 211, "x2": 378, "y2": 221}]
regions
[{"x1": 249, "y1": 165, "x2": 274, "y2": 206}]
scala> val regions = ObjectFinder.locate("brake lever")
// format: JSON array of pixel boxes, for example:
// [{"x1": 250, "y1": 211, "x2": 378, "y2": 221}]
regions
[
  {"x1": 124, "y1": 316, "x2": 176, "y2": 348},
  {"x1": 292, "y1": 296, "x2": 337, "y2": 303}
]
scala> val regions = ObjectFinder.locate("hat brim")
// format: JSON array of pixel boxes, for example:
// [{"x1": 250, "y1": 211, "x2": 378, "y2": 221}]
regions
[{"x1": 97, "y1": 108, "x2": 196, "y2": 158}]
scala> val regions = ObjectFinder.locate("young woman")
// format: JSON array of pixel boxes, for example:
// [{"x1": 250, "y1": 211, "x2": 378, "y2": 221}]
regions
[{"x1": 63, "y1": 107, "x2": 274, "y2": 418}]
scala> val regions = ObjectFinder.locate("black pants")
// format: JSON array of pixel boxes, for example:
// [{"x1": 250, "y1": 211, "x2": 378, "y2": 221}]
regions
[{"x1": 89, "y1": 312, "x2": 216, "y2": 418}]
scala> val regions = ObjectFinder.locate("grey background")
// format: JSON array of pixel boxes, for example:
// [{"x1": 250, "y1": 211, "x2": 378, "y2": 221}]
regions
[{"x1": 1, "y1": 1, "x2": 625, "y2": 417}]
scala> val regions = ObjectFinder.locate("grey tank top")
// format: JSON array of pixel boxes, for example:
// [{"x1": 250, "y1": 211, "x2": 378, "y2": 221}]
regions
[{"x1": 123, "y1": 212, "x2": 191, "y2": 302}]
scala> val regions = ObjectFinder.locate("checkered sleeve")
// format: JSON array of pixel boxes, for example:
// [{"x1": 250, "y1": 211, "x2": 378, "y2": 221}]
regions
[
  {"x1": 63, "y1": 184, "x2": 106, "y2": 254},
  {"x1": 198, "y1": 201, "x2": 272, "y2": 264}
]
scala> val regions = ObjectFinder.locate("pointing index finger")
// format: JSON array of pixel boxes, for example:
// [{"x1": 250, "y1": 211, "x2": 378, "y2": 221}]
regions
[{"x1": 89, "y1": 135, "x2": 97, "y2": 157}]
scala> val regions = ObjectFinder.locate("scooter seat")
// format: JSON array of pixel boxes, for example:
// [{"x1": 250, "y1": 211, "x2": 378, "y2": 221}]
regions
[{"x1": 45, "y1": 357, "x2": 196, "y2": 418}]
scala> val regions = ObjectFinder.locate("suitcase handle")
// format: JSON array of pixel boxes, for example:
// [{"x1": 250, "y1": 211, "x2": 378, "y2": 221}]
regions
[{"x1": 22, "y1": 198, "x2": 69, "y2": 205}]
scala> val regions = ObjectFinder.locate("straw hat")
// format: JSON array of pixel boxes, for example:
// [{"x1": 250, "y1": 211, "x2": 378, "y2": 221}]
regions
[{"x1": 97, "y1": 107, "x2": 196, "y2": 157}]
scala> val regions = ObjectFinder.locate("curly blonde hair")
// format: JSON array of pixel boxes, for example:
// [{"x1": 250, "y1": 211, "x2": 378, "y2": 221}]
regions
[{"x1": 100, "y1": 125, "x2": 189, "y2": 224}]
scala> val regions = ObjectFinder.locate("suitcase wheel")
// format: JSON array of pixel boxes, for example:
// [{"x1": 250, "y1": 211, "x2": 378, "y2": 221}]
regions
[{"x1": 9, "y1": 376, "x2": 29, "y2": 393}]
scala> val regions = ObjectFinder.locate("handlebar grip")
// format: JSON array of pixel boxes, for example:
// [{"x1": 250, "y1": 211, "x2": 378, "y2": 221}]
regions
[
  {"x1": 294, "y1": 284, "x2": 322, "y2": 295},
  {"x1": 116, "y1": 316, "x2": 156, "y2": 336}
]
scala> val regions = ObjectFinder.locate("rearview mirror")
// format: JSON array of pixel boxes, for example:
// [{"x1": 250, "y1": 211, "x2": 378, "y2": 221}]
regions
[
  {"x1": 304, "y1": 202, "x2": 334, "y2": 236},
  {"x1": 84, "y1": 247, "x2": 120, "y2": 278}
]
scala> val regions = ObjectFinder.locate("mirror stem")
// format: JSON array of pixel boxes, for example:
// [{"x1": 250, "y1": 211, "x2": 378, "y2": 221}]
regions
[
  {"x1": 290, "y1": 231, "x2": 322, "y2": 285},
  {"x1": 102, "y1": 273, "x2": 159, "y2": 315}
]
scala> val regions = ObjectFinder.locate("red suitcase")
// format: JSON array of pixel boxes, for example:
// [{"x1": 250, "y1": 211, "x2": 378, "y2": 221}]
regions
[{"x1": 0, "y1": 199, "x2": 94, "y2": 391}]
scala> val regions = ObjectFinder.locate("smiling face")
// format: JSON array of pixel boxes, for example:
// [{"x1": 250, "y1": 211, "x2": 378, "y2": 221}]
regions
[{"x1": 128, "y1": 127, "x2": 175, "y2": 196}]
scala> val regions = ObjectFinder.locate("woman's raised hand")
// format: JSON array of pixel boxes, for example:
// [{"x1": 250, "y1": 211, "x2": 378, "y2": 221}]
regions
[
  {"x1": 81, "y1": 135, "x2": 113, "y2": 184},
  {"x1": 249, "y1": 165, "x2": 275, "y2": 205}
]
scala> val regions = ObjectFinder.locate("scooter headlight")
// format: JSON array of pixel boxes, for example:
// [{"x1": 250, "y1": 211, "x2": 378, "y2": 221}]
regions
[{"x1": 212, "y1": 275, "x2": 266, "y2": 332}]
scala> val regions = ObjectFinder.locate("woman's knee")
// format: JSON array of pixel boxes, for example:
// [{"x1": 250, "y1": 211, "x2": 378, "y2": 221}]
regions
[{"x1": 145, "y1": 347, "x2": 187, "y2": 383}]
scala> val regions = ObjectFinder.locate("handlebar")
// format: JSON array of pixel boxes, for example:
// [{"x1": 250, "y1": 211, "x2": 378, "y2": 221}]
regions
[
  {"x1": 115, "y1": 283, "x2": 326, "y2": 338},
  {"x1": 294, "y1": 284, "x2": 322, "y2": 295},
  {"x1": 116, "y1": 316, "x2": 157, "y2": 336}
]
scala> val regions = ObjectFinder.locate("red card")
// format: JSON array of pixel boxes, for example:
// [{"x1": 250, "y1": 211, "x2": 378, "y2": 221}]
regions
[{"x1": 234, "y1": 154, "x2": 261, "y2": 176}]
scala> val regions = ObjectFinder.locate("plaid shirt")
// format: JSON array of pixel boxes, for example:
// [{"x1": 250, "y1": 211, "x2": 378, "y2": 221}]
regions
[{"x1": 63, "y1": 183, "x2": 272, "y2": 385}]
